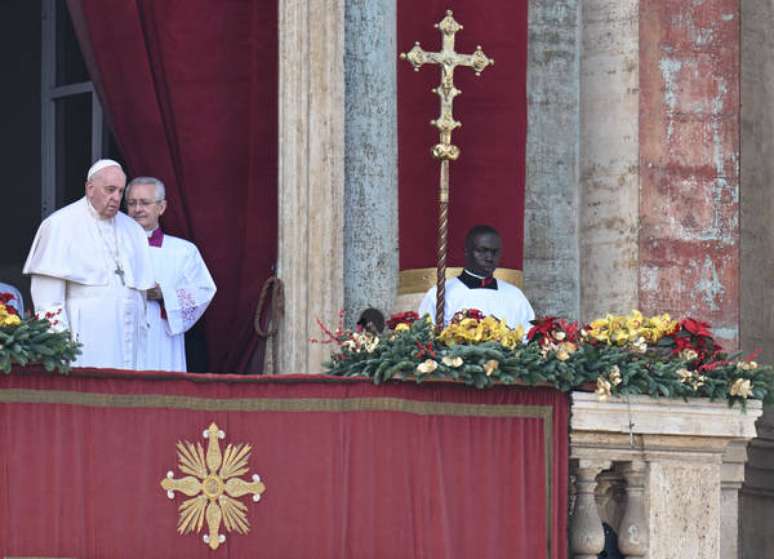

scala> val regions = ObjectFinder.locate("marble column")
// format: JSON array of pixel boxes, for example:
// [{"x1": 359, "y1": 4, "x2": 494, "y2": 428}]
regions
[
  {"x1": 343, "y1": 0, "x2": 398, "y2": 326},
  {"x1": 276, "y1": 0, "x2": 346, "y2": 373}
]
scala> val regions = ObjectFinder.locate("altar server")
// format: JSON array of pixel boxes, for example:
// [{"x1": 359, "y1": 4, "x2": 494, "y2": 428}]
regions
[
  {"x1": 24, "y1": 159, "x2": 155, "y2": 369},
  {"x1": 126, "y1": 177, "x2": 216, "y2": 371},
  {"x1": 419, "y1": 224, "x2": 534, "y2": 331}
]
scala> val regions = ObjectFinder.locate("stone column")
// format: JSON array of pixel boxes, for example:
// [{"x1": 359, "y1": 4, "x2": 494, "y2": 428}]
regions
[
  {"x1": 740, "y1": 0, "x2": 774, "y2": 363},
  {"x1": 523, "y1": 0, "x2": 580, "y2": 319},
  {"x1": 343, "y1": 0, "x2": 398, "y2": 326},
  {"x1": 571, "y1": 460, "x2": 610, "y2": 559},
  {"x1": 578, "y1": 0, "x2": 640, "y2": 321},
  {"x1": 720, "y1": 441, "x2": 749, "y2": 559},
  {"x1": 618, "y1": 461, "x2": 648, "y2": 558},
  {"x1": 277, "y1": 0, "x2": 345, "y2": 373},
  {"x1": 741, "y1": 409, "x2": 774, "y2": 558}
]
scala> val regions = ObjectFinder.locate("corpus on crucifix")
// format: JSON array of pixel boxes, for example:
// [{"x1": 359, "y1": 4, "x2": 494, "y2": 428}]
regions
[{"x1": 400, "y1": 10, "x2": 494, "y2": 329}]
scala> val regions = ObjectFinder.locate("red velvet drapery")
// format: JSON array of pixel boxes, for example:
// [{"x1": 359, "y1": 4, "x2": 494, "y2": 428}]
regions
[
  {"x1": 66, "y1": 0, "x2": 277, "y2": 372},
  {"x1": 398, "y1": 1, "x2": 528, "y2": 270},
  {"x1": 0, "y1": 369, "x2": 569, "y2": 558}
]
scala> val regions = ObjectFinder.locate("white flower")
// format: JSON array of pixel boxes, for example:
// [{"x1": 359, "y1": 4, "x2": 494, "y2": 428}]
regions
[
  {"x1": 364, "y1": 336, "x2": 379, "y2": 353},
  {"x1": 608, "y1": 365, "x2": 622, "y2": 386},
  {"x1": 442, "y1": 356, "x2": 463, "y2": 368},
  {"x1": 483, "y1": 359, "x2": 499, "y2": 376},
  {"x1": 416, "y1": 359, "x2": 438, "y2": 375},
  {"x1": 595, "y1": 377, "x2": 612, "y2": 401},
  {"x1": 631, "y1": 337, "x2": 648, "y2": 354},
  {"x1": 730, "y1": 378, "x2": 752, "y2": 399}
]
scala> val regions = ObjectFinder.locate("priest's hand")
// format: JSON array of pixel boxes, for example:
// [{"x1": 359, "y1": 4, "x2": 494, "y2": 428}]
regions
[{"x1": 147, "y1": 285, "x2": 163, "y2": 301}]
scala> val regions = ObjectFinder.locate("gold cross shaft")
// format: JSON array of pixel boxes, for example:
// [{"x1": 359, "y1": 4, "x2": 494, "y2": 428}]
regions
[{"x1": 400, "y1": 10, "x2": 494, "y2": 329}]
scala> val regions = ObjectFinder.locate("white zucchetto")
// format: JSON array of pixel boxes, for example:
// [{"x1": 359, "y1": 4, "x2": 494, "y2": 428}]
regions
[{"x1": 87, "y1": 159, "x2": 123, "y2": 181}]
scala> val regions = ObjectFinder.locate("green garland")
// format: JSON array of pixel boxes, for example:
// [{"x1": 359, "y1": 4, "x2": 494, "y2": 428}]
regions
[
  {"x1": 0, "y1": 317, "x2": 81, "y2": 374},
  {"x1": 323, "y1": 315, "x2": 774, "y2": 408}
]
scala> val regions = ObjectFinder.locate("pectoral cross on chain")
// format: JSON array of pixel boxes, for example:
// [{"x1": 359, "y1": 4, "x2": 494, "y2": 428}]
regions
[
  {"x1": 400, "y1": 10, "x2": 494, "y2": 328},
  {"x1": 114, "y1": 264, "x2": 125, "y2": 286}
]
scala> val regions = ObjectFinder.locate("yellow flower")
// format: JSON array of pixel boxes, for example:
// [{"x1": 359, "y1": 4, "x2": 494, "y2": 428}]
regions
[
  {"x1": 730, "y1": 378, "x2": 752, "y2": 399},
  {"x1": 394, "y1": 323, "x2": 410, "y2": 333},
  {"x1": 595, "y1": 376, "x2": 612, "y2": 401},
  {"x1": 608, "y1": 365, "x2": 622, "y2": 386},
  {"x1": 442, "y1": 356, "x2": 463, "y2": 368},
  {"x1": 0, "y1": 314, "x2": 21, "y2": 327},
  {"x1": 483, "y1": 359, "x2": 499, "y2": 376},
  {"x1": 416, "y1": 359, "x2": 438, "y2": 375}
]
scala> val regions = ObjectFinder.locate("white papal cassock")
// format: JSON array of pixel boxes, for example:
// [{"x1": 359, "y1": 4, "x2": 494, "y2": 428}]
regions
[
  {"x1": 141, "y1": 229, "x2": 216, "y2": 372},
  {"x1": 23, "y1": 197, "x2": 155, "y2": 369}
]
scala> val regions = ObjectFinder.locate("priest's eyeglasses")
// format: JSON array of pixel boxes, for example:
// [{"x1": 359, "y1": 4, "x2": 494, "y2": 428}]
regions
[{"x1": 126, "y1": 199, "x2": 163, "y2": 208}]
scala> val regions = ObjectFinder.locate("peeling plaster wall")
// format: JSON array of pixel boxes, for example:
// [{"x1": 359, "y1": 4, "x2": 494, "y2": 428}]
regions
[
  {"x1": 639, "y1": 0, "x2": 740, "y2": 348},
  {"x1": 579, "y1": 0, "x2": 640, "y2": 321},
  {"x1": 524, "y1": 0, "x2": 581, "y2": 319}
]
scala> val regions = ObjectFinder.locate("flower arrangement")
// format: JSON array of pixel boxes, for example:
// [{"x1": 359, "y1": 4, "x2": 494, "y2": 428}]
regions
[
  {"x1": 320, "y1": 308, "x2": 774, "y2": 407},
  {"x1": 0, "y1": 296, "x2": 80, "y2": 374}
]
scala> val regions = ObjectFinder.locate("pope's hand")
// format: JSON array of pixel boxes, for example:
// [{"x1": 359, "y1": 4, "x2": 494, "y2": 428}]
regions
[{"x1": 147, "y1": 285, "x2": 163, "y2": 301}]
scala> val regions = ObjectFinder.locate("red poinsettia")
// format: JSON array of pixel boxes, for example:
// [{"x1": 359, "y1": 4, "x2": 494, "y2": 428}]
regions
[
  {"x1": 663, "y1": 317, "x2": 723, "y2": 369},
  {"x1": 0, "y1": 292, "x2": 18, "y2": 315},
  {"x1": 387, "y1": 311, "x2": 420, "y2": 330},
  {"x1": 527, "y1": 316, "x2": 581, "y2": 346}
]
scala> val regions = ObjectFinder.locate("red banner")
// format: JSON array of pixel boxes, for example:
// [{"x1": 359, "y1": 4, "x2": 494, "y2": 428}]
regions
[
  {"x1": 398, "y1": 1, "x2": 528, "y2": 271},
  {"x1": 0, "y1": 369, "x2": 567, "y2": 558}
]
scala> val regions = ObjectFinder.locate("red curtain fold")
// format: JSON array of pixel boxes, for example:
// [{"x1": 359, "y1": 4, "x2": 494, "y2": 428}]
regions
[
  {"x1": 0, "y1": 369, "x2": 569, "y2": 559},
  {"x1": 398, "y1": 1, "x2": 528, "y2": 271},
  {"x1": 66, "y1": 0, "x2": 278, "y2": 372}
]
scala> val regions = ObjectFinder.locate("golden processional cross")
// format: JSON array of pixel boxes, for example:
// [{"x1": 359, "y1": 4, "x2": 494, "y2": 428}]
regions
[{"x1": 400, "y1": 10, "x2": 494, "y2": 328}]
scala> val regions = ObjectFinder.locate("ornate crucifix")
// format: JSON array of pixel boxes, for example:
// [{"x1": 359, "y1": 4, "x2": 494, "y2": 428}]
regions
[{"x1": 400, "y1": 10, "x2": 494, "y2": 329}]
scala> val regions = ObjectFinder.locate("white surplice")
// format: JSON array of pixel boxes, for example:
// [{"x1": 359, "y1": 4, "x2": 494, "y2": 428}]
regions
[
  {"x1": 418, "y1": 275, "x2": 535, "y2": 332},
  {"x1": 141, "y1": 230, "x2": 216, "y2": 372},
  {"x1": 23, "y1": 197, "x2": 155, "y2": 369}
]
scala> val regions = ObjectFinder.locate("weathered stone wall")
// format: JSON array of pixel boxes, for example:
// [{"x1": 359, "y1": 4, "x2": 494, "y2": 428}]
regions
[
  {"x1": 639, "y1": 0, "x2": 740, "y2": 348},
  {"x1": 524, "y1": 0, "x2": 581, "y2": 319}
]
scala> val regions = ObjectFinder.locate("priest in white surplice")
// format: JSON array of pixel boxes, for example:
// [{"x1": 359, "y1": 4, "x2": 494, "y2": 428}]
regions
[
  {"x1": 126, "y1": 177, "x2": 216, "y2": 371},
  {"x1": 23, "y1": 159, "x2": 155, "y2": 369},
  {"x1": 419, "y1": 224, "x2": 535, "y2": 331}
]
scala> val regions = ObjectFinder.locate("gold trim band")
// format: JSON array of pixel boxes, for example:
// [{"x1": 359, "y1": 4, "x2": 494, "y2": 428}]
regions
[
  {"x1": 399, "y1": 267, "x2": 523, "y2": 295},
  {"x1": 0, "y1": 388, "x2": 550, "y2": 418}
]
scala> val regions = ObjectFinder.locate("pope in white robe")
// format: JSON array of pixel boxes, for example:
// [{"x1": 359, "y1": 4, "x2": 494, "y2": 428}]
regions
[
  {"x1": 126, "y1": 177, "x2": 216, "y2": 372},
  {"x1": 418, "y1": 225, "x2": 535, "y2": 331},
  {"x1": 23, "y1": 160, "x2": 155, "y2": 369}
]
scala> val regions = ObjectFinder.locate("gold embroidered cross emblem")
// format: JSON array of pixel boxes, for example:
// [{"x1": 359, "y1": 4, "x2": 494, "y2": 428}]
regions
[{"x1": 161, "y1": 422, "x2": 266, "y2": 550}]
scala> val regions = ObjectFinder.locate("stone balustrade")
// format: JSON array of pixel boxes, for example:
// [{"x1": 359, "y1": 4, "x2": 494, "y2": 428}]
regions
[{"x1": 569, "y1": 392, "x2": 762, "y2": 559}]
